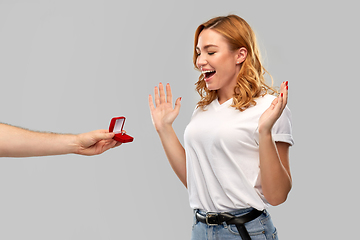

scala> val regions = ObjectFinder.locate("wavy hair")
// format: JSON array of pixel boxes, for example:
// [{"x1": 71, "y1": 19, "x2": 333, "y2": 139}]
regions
[{"x1": 193, "y1": 15, "x2": 278, "y2": 111}]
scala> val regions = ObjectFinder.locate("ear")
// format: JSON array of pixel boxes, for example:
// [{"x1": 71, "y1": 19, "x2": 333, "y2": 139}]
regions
[{"x1": 235, "y1": 47, "x2": 247, "y2": 65}]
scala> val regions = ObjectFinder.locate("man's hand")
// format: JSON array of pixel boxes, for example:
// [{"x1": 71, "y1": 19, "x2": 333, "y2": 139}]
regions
[{"x1": 74, "y1": 130, "x2": 122, "y2": 156}]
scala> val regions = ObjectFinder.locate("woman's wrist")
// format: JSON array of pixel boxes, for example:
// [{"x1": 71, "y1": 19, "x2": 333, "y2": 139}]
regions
[
  {"x1": 156, "y1": 123, "x2": 173, "y2": 133},
  {"x1": 258, "y1": 129, "x2": 272, "y2": 141}
]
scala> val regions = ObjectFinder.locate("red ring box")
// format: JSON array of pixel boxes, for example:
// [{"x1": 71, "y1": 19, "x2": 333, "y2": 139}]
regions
[{"x1": 109, "y1": 117, "x2": 134, "y2": 143}]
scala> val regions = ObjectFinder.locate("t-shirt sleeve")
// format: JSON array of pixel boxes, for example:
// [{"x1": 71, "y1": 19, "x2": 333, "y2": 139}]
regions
[
  {"x1": 254, "y1": 105, "x2": 294, "y2": 146},
  {"x1": 272, "y1": 106, "x2": 294, "y2": 146}
]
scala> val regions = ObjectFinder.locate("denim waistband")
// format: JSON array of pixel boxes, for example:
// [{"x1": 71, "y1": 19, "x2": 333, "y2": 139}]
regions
[{"x1": 195, "y1": 207, "x2": 262, "y2": 217}]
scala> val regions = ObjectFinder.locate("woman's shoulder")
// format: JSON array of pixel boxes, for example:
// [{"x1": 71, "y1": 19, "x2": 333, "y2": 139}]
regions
[
  {"x1": 254, "y1": 94, "x2": 292, "y2": 121},
  {"x1": 256, "y1": 94, "x2": 277, "y2": 102},
  {"x1": 254, "y1": 94, "x2": 277, "y2": 108}
]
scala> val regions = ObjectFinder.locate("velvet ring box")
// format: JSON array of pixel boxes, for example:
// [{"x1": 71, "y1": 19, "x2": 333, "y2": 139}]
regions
[{"x1": 109, "y1": 117, "x2": 134, "y2": 143}]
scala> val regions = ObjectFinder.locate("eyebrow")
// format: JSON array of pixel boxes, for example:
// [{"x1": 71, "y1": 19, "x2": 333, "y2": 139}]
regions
[{"x1": 196, "y1": 44, "x2": 218, "y2": 51}]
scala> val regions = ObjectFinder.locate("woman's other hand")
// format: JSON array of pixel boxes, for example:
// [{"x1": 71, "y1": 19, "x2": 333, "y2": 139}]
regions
[{"x1": 258, "y1": 81, "x2": 289, "y2": 134}]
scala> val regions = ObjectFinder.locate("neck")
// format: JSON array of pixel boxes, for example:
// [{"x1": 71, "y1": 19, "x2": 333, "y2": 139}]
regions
[
  {"x1": 217, "y1": 96, "x2": 231, "y2": 105},
  {"x1": 217, "y1": 84, "x2": 236, "y2": 104}
]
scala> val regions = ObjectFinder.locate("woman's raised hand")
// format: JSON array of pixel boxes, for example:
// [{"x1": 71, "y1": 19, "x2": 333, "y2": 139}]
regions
[
  {"x1": 148, "y1": 83, "x2": 182, "y2": 132},
  {"x1": 258, "y1": 81, "x2": 289, "y2": 134}
]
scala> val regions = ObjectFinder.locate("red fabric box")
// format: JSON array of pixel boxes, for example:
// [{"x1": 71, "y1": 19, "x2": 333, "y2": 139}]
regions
[{"x1": 109, "y1": 117, "x2": 134, "y2": 143}]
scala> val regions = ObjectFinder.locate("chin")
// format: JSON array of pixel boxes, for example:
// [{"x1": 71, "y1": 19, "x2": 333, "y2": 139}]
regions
[{"x1": 205, "y1": 83, "x2": 218, "y2": 91}]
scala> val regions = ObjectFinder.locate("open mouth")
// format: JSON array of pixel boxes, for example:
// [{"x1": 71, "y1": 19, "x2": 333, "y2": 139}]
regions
[{"x1": 202, "y1": 70, "x2": 216, "y2": 81}]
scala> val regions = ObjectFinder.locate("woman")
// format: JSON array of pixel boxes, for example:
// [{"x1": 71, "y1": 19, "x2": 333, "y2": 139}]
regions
[{"x1": 149, "y1": 15, "x2": 293, "y2": 240}]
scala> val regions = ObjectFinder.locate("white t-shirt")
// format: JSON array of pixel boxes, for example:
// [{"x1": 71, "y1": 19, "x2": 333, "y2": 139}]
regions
[{"x1": 184, "y1": 94, "x2": 294, "y2": 212}]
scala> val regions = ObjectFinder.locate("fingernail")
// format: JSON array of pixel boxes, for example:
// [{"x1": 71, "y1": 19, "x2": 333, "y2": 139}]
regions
[
  {"x1": 286, "y1": 86, "x2": 288, "y2": 90},
  {"x1": 179, "y1": 97, "x2": 182, "y2": 101},
  {"x1": 285, "y1": 81, "x2": 288, "y2": 86},
  {"x1": 281, "y1": 93, "x2": 283, "y2": 97}
]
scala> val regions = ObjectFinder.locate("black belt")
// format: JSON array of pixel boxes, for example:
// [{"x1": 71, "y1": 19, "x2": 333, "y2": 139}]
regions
[{"x1": 195, "y1": 209, "x2": 263, "y2": 240}]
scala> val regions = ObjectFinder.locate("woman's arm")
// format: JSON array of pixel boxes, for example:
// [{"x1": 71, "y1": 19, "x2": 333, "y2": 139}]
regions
[
  {"x1": 0, "y1": 123, "x2": 120, "y2": 157},
  {"x1": 258, "y1": 81, "x2": 292, "y2": 206},
  {"x1": 259, "y1": 134, "x2": 291, "y2": 206},
  {"x1": 148, "y1": 83, "x2": 187, "y2": 187}
]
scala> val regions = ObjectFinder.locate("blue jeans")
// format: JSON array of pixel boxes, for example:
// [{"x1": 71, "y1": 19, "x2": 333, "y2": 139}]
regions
[{"x1": 191, "y1": 208, "x2": 278, "y2": 240}]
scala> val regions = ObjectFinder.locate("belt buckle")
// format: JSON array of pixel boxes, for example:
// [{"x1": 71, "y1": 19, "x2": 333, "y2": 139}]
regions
[{"x1": 206, "y1": 212, "x2": 218, "y2": 226}]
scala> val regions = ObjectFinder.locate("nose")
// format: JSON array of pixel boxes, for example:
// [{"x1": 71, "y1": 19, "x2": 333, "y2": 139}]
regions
[{"x1": 196, "y1": 53, "x2": 207, "y2": 69}]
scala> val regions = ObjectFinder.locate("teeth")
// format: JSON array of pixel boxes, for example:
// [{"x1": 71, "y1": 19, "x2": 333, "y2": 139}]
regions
[{"x1": 201, "y1": 70, "x2": 215, "y2": 74}]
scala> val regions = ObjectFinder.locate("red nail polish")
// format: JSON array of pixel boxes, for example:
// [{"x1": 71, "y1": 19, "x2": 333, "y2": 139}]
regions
[
  {"x1": 286, "y1": 86, "x2": 288, "y2": 90},
  {"x1": 281, "y1": 93, "x2": 283, "y2": 97},
  {"x1": 285, "y1": 81, "x2": 288, "y2": 86}
]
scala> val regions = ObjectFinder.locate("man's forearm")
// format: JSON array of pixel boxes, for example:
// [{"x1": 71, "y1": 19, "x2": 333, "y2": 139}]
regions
[{"x1": 0, "y1": 123, "x2": 77, "y2": 157}]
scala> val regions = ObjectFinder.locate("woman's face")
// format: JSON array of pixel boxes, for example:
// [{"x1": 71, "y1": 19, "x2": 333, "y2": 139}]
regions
[{"x1": 196, "y1": 29, "x2": 243, "y2": 96}]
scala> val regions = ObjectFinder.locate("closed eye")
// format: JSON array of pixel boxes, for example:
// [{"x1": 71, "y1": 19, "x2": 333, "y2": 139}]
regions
[{"x1": 195, "y1": 51, "x2": 215, "y2": 56}]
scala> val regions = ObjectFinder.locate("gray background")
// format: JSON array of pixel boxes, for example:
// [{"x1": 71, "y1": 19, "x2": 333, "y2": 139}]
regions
[{"x1": 0, "y1": 0, "x2": 358, "y2": 239}]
